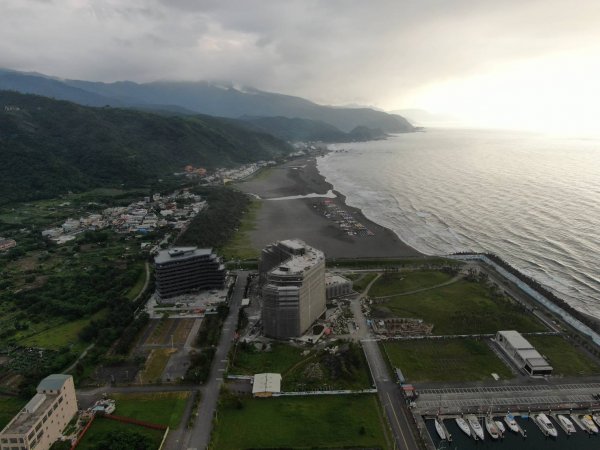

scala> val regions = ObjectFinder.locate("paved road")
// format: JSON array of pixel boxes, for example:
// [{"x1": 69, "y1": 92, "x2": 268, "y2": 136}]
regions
[
  {"x1": 174, "y1": 271, "x2": 248, "y2": 450},
  {"x1": 362, "y1": 339, "x2": 420, "y2": 450},
  {"x1": 352, "y1": 273, "x2": 420, "y2": 450}
]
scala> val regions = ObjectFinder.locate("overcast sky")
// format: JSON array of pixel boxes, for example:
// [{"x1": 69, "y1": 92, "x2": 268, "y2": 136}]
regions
[{"x1": 2, "y1": 0, "x2": 600, "y2": 132}]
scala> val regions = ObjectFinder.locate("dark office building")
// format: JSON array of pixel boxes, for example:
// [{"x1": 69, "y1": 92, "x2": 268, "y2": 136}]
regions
[{"x1": 154, "y1": 247, "x2": 225, "y2": 300}]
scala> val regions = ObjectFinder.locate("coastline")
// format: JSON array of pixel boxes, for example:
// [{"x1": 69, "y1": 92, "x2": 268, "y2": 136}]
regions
[{"x1": 235, "y1": 155, "x2": 423, "y2": 258}]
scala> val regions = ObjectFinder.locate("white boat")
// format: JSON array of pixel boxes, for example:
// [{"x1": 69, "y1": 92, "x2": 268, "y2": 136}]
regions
[
  {"x1": 593, "y1": 414, "x2": 600, "y2": 428},
  {"x1": 581, "y1": 415, "x2": 599, "y2": 433},
  {"x1": 495, "y1": 420, "x2": 506, "y2": 435},
  {"x1": 435, "y1": 418, "x2": 446, "y2": 440},
  {"x1": 557, "y1": 415, "x2": 576, "y2": 434},
  {"x1": 536, "y1": 413, "x2": 558, "y2": 437},
  {"x1": 504, "y1": 413, "x2": 520, "y2": 433},
  {"x1": 466, "y1": 415, "x2": 485, "y2": 440},
  {"x1": 455, "y1": 417, "x2": 471, "y2": 437},
  {"x1": 485, "y1": 416, "x2": 500, "y2": 439}
]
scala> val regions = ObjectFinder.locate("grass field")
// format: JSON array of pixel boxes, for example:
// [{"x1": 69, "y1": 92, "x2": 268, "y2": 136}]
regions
[
  {"x1": 141, "y1": 348, "x2": 177, "y2": 382},
  {"x1": 231, "y1": 342, "x2": 372, "y2": 391},
  {"x1": 382, "y1": 338, "x2": 513, "y2": 382},
  {"x1": 20, "y1": 309, "x2": 106, "y2": 350},
  {"x1": 352, "y1": 273, "x2": 379, "y2": 293},
  {"x1": 369, "y1": 270, "x2": 455, "y2": 297},
  {"x1": 373, "y1": 279, "x2": 546, "y2": 335},
  {"x1": 220, "y1": 199, "x2": 261, "y2": 260},
  {"x1": 528, "y1": 335, "x2": 600, "y2": 376},
  {"x1": 76, "y1": 417, "x2": 165, "y2": 450},
  {"x1": 0, "y1": 396, "x2": 26, "y2": 429},
  {"x1": 211, "y1": 395, "x2": 390, "y2": 450},
  {"x1": 230, "y1": 343, "x2": 307, "y2": 375},
  {"x1": 111, "y1": 391, "x2": 190, "y2": 428}
]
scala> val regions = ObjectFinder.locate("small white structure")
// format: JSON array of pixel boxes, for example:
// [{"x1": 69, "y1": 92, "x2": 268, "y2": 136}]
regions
[
  {"x1": 252, "y1": 373, "x2": 282, "y2": 397},
  {"x1": 495, "y1": 330, "x2": 553, "y2": 376}
]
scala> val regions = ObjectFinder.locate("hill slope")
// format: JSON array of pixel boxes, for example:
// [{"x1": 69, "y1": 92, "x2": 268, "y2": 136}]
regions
[
  {"x1": 0, "y1": 91, "x2": 293, "y2": 204},
  {"x1": 0, "y1": 69, "x2": 414, "y2": 133}
]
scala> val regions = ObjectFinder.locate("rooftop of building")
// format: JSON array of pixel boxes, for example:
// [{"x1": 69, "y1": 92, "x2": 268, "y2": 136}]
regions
[
  {"x1": 252, "y1": 373, "x2": 282, "y2": 394},
  {"x1": 2, "y1": 375, "x2": 72, "y2": 435},
  {"x1": 154, "y1": 247, "x2": 214, "y2": 264},
  {"x1": 37, "y1": 374, "x2": 70, "y2": 392},
  {"x1": 325, "y1": 274, "x2": 351, "y2": 285},
  {"x1": 269, "y1": 240, "x2": 324, "y2": 276},
  {"x1": 497, "y1": 330, "x2": 534, "y2": 350}
]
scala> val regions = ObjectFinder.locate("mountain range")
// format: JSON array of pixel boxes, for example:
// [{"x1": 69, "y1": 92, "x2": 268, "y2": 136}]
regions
[
  {"x1": 0, "y1": 91, "x2": 293, "y2": 204},
  {"x1": 0, "y1": 69, "x2": 414, "y2": 135}
]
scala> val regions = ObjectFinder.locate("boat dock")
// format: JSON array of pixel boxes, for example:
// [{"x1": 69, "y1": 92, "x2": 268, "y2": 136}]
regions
[{"x1": 438, "y1": 418, "x2": 453, "y2": 442}]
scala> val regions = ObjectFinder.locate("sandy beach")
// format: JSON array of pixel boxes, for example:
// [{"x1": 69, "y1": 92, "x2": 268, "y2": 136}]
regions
[{"x1": 235, "y1": 157, "x2": 423, "y2": 258}]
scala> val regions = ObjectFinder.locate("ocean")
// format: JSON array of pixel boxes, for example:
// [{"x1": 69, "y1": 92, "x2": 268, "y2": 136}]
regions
[{"x1": 317, "y1": 128, "x2": 600, "y2": 319}]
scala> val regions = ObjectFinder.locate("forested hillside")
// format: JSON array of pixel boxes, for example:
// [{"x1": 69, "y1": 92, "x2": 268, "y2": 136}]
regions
[{"x1": 0, "y1": 91, "x2": 293, "y2": 204}]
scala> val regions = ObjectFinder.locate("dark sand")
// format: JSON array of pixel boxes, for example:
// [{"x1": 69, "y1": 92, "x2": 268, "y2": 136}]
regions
[{"x1": 235, "y1": 157, "x2": 423, "y2": 258}]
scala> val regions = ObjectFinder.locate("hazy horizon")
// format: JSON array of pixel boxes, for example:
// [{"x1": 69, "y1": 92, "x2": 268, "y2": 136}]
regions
[{"x1": 2, "y1": 0, "x2": 600, "y2": 134}]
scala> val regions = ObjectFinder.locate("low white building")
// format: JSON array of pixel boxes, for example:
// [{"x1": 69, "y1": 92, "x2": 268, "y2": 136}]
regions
[
  {"x1": 252, "y1": 373, "x2": 282, "y2": 397},
  {"x1": 495, "y1": 330, "x2": 553, "y2": 376},
  {"x1": 0, "y1": 374, "x2": 78, "y2": 450}
]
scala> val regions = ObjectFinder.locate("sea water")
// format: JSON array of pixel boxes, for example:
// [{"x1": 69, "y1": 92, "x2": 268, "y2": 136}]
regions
[{"x1": 318, "y1": 128, "x2": 600, "y2": 319}]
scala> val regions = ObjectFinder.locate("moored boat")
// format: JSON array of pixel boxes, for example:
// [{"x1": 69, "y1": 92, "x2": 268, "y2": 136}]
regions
[
  {"x1": 495, "y1": 420, "x2": 506, "y2": 435},
  {"x1": 455, "y1": 417, "x2": 471, "y2": 437},
  {"x1": 435, "y1": 418, "x2": 446, "y2": 440},
  {"x1": 581, "y1": 415, "x2": 599, "y2": 433},
  {"x1": 592, "y1": 414, "x2": 600, "y2": 428},
  {"x1": 536, "y1": 413, "x2": 558, "y2": 437},
  {"x1": 504, "y1": 413, "x2": 520, "y2": 433},
  {"x1": 557, "y1": 414, "x2": 576, "y2": 434},
  {"x1": 485, "y1": 416, "x2": 500, "y2": 439},
  {"x1": 466, "y1": 415, "x2": 485, "y2": 440}
]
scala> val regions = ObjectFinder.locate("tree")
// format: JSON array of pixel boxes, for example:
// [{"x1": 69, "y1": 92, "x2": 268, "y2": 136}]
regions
[{"x1": 91, "y1": 429, "x2": 153, "y2": 450}]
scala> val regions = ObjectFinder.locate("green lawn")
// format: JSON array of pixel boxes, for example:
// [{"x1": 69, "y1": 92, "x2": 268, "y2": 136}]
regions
[
  {"x1": 373, "y1": 279, "x2": 546, "y2": 335},
  {"x1": 528, "y1": 335, "x2": 600, "y2": 376},
  {"x1": 110, "y1": 392, "x2": 190, "y2": 428},
  {"x1": 211, "y1": 395, "x2": 390, "y2": 450},
  {"x1": 76, "y1": 417, "x2": 164, "y2": 450},
  {"x1": 220, "y1": 199, "x2": 261, "y2": 260},
  {"x1": 20, "y1": 309, "x2": 106, "y2": 350},
  {"x1": 382, "y1": 338, "x2": 513, "y2": 382},
  {"x1": 352, "y1": 273, "x2": 378, "y2": 293},
  {"x1": 0, "y1": 396, "x2": 26, "y2": 429},
  {"x1": 369, "y1": 270, "x2": 455, "y2": 297},
  {"x1": 230, "y1": 342, "x2": 308, "y2": 375},
  {"x1": 230, "y1": 342, "x2": 372, "y2": 391}
]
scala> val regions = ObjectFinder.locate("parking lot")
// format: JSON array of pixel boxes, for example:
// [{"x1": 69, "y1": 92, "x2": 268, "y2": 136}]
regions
[{"x1": 415, "y1": 383, "x2": 600, "y2": 414}]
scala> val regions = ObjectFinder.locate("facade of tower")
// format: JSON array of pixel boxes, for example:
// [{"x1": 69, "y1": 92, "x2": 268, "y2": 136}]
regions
[
  {"x1": 260, "y1": 239, "x2": 326, "y2": 338},
  {"x1": 154, "y1": 247, "x2": 225, "y2": 300}
]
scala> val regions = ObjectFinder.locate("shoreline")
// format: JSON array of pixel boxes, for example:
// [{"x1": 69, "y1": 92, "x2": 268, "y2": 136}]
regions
[{"x1": 235, "y1": 155, "x2": 423, "y2": 259}]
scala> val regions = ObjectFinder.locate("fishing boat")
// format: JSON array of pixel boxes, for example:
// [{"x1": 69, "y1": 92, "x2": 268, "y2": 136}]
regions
[
  {"x1": 504, "y1": 413, "x2": 520, "y2": 433},
  {"x1": 435, "y1": 418, "x2": 446, "y2": 440},
  {"x1": 455, "y1": 417, "x2": 471, "y2": 437},
  {"x1": 485, "y1": 416, "x2": 500, "y2": 439},
  {"x1": 581, "y1": 415, "x2": 599, "y2": 433},
  {"x1": 557, "y1": 415, "x2": 576, "y2": 434},
  {"x1": 466, "y1": 415, "x2": 485, "y2": 440},
  {"x1": 495, "y1": 419, "x2": 506, "y2": 435},
  {"x1": 536, "y1": 413, "x2": 558, "y2": 437}
]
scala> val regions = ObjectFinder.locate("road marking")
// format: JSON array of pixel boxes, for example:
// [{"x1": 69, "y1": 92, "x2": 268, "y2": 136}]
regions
[
  {"x1": 218, "y1": 368, "x2": 225, "y2": 372},
  {"x1": 220, "y1": 359, "x2": 228, "y2": 362},
  {"x1": 386, "y1": 392, "x2": 410, "y2": 450},
  {"x1": 216, "y1": 377, "x2": 223, "y2": 381}
]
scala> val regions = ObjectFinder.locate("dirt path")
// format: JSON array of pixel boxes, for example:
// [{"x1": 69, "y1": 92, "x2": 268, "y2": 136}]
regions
[{"x1": 371, "y1": 273, "x2": 463, "y2": 300}]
